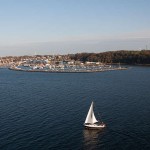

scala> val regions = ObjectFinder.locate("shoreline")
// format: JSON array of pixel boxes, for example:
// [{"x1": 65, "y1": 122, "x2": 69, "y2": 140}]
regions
[{"x1": 8, "y1": 67, "x2": 127, "y2": 73}]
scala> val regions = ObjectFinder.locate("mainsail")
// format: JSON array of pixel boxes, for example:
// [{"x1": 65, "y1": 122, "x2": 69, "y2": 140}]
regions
[{"x1": 84, "y1": 102, "x2": 98, "y2": 124}]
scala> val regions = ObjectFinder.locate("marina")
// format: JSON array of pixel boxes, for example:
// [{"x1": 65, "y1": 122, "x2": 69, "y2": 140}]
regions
[{"x1": 9, "y1": 63, "x2": 127, "y2": 73}]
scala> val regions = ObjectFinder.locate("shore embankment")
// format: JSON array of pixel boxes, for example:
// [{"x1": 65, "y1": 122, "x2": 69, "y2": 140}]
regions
[{"x1": 9, "y1": 66, "x2": 127, "y2": 73}]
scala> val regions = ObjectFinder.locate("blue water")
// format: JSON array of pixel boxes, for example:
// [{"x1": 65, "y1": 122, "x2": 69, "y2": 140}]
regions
[{"x1": 0, "y1": 67, "x2": 150, "y2": 150}]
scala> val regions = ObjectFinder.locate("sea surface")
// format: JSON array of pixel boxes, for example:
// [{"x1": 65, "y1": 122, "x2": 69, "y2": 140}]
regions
[{"x1": 0, "y1": 66, "x2": 150, "y2": 150}]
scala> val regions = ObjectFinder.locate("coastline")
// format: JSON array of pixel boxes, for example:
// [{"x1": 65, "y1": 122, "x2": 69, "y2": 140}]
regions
[{"x1": 8, "y1": 66, "x2": 127, "y2": 73}]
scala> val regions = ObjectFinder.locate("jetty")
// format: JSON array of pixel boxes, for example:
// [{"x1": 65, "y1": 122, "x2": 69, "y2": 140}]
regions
[{"x1": 9, "y1": 65, "x2": 127, "y2": 73}]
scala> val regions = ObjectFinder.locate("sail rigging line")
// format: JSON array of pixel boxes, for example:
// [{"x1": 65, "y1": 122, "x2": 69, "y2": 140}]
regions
[{"x1": 93, "y1": 102, "x2": 104, "y2": 123}]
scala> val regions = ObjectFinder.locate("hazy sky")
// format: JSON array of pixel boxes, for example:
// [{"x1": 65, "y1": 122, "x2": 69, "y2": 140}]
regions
[{"x1": 0, "y1": 0, "x2": 150, "y2": 56}]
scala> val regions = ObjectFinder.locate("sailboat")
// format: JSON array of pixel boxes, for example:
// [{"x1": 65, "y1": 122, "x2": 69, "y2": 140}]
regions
[{"x1": 84, "y1": 101, "x2": 106, "y2": 129}]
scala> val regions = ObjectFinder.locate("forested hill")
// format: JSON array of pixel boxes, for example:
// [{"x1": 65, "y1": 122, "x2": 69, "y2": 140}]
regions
[{"x1": 70, "y1": 50, "x2": 150, "y2": 64}]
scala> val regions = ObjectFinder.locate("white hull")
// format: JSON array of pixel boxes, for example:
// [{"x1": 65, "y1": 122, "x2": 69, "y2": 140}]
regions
[{"x1": 84, "y1": 123, "x2": 106, "y2": 129}]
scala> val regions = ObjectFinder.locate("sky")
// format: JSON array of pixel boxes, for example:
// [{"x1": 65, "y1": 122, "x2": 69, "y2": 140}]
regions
[{"x1": 0, "y1": 0, "x2": 150, "y2": 56}]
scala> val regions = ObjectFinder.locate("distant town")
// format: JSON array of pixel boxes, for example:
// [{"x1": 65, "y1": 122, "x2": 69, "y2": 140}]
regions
[
  {"x1": 0, "y1": 54, "x2": 71, "y2": 67},
  {"x1": 0, "y1": 52, "x2": 129, "y2": 72},
  {"x1": 1, "y1": 50, "x2": 150, "y2": 65},
  {"x1": 1, "y1": 49, "x2": 150, "y2": 72}
]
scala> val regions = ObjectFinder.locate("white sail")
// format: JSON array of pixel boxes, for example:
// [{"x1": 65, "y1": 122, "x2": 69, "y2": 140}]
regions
[{"x1": 84, "y1": 102, "x2": 98, "y2": 124}]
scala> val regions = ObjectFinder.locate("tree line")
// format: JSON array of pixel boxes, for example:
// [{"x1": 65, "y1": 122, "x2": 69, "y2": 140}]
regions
[{"x1": 69, "y1": 50, "x2": 150, "y2": 64}]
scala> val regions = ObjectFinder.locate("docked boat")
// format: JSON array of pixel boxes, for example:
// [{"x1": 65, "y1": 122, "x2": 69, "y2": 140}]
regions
[{"x1": 84, "y1": 101, "x2": 106, "y2": 129}]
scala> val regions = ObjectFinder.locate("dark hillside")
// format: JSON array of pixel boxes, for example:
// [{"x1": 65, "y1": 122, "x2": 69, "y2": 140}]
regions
[{"x1": 70, "y1": 50, "x2": 150, "y2": 64}]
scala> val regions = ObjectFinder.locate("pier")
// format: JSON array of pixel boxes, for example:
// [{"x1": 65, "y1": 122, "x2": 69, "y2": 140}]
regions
[{"x1": 9, "y1": 65, "x2": 127, "y2": 73}]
